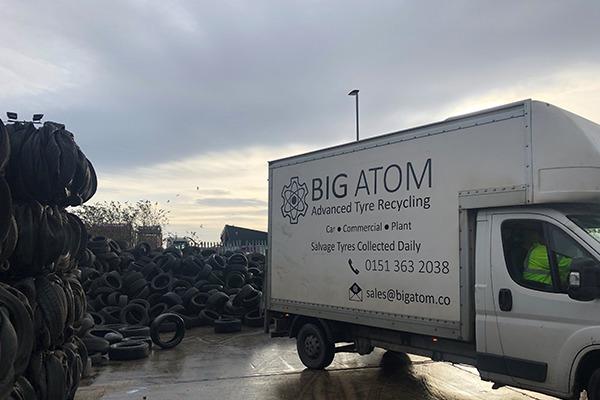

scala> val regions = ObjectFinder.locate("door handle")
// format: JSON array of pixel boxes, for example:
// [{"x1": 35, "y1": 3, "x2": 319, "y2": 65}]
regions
[{"x1": 499, "y1": 288, "x2": 513, "y2": 312}]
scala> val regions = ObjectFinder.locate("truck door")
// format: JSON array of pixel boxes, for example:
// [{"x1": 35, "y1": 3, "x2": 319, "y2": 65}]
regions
[{"x1": 489, "y1": 212, "x2": 599, "y2": 392}]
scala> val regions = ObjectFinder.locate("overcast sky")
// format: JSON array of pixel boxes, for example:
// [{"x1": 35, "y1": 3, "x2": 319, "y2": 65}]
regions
[{"x1": 2, "y1": 1, "x2": 600, "y2": 240}]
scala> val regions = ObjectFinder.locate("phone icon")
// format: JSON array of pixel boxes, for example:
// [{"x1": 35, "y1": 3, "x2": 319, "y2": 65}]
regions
[{"x1": 348, "y1": 258, "x2": 360, "y2": 275}]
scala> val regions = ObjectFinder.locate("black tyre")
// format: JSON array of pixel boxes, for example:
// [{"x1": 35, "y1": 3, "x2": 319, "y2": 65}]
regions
[
  {"x1": 82, "y1": 333, "x2": 110, "y2": 354},
  {"x1": 187, "y1": 292, "x2": 209, "y2": 313},
  {"x1": 208, "y1": 254, "x2": 226, "y2": 270},
  {"x1": 241, "y1": 291, "x2": 262, "y2": 309},
  {"x1": 199, "y1": 283, "x2": 223, "y2": 293},
  {"x1": 90, "y1": 352, "x2": 109, "y2": 366},
  {"x1": 128, "y1": 278, "x2": 148, "y2": 297},
  {"x1": 0, "y1": 283, "x2": 34, "y2": 376},
  {"x1": 588, "y1": 368, "x2": 600, "y2": 400},
  {"x1": 124, "y1": 335, "x2": 153, "y2": 349},
  {"x1": 75, "y1": 315, "x2": 94, "y2": 337},
  {"x1": 150, "y1": 313, "x2": 185, "y2": 349},
  {"x1": 206, "y1": 291, "x2": 229, "y2": 312},
  {"x1": 151, "y1": 274, "x2": 171, "y2": 293},
  {"x1": 199, "y1": 309, "x2": 219, "y2": 326},
  {"x1": 159, "y1": 292, "x2": 182, "y2": 307},
  {"x1": 104, "y1": 332, "x2": 124, "y2": 344},
  {"x1": 89, "y1": 311, "x2": 105, "y2": 326},
  {"x1": 0, "y1": 309, "x2": 17, "y2": 382},
  {"x1": 224, "y1": 300, "x2": 246, "y2": 317},
  {"x1": 45, "y1": 352, "x2": 66, "y2": 400},
  {"x1": 119, "y1": 325, "x2": 150, "y2": 338},
  {"x1": 135, "y1": 242, "x2": 152, "y2": 256},
  {"x1": 34, "y1": 276, "x2": 66, "y2": 349},
  {"x1": 214, "y1": 317, "x2": 242, "y2": 333},
  {"x1": 181, "y1": 287, "x2": 199, "y2": 305},
  {"x1": 120, "y1": 303, "x2": 149, "y2": 326},
  {"x1": 100, "y1": 306, "x2": 122, "y2": 324},
  {"x1": 89, "y1": 327, "x2": 121, "y2": 339},
  {"x1": 10, "y1": 376, "x2": 36, "y2": 400},
  {"x1": 180, "y1": 313, "x2": 206, "y2": 329},
  {"x1": 225, "y1": 272, "x2": 245, "y2": 289},
  {"x1": 227, "y1": 253, "x2": 248, "y2": 267},
  {"x1": 108, "y1": 340, "x2": 150, "y2": 361},
  {"x1": 129, "y1": 298, "x2": 151, "y2": 309},
  {"x1": 149, "y1": 303, "x2": 169, "y2": 320},
  {"x1": 233, "y1": 284, "x2": 257, "y2": 307},
  {"x1": 243, "y1": 309, "x2": 264, "y2": 327},
  {"x1": 103, "y1": 271, "x2": 122, "y2": 290},
  {"x1": 296, "y1": 323, "x2": 335, "y2": 370}
]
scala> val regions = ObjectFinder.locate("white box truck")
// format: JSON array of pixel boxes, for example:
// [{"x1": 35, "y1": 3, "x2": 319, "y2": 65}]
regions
[{"x1": 266, "y1": 99, "x2": 600, "y2": 399}]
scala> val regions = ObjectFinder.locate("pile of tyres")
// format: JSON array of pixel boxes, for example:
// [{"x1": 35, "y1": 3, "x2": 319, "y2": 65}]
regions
[
  {"x1": 0, "y1": 120, "x2": 96, "y2": 400},
  {"x1": 80, "y1": 237, "x2": 266, "y2": 361}
]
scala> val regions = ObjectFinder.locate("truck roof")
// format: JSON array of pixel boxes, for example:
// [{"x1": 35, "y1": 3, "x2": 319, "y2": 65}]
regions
[
  {"x1": 269, "y1": 99, "x2": 533, "y2": 165},
  {"x1": 269, "y1": 99, "x2": 600, "y2": 206},
  {"x1": 269, "y1": 99, "x2": 598, "y2": 166}
]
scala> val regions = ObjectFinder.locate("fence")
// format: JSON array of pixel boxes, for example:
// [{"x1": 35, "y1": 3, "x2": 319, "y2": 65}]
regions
[{"x1": 194, "y1": 240, "x2": 268, "y2": 255}]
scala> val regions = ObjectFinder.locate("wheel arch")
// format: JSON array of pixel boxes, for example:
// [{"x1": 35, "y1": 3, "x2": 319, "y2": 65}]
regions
[{"x1": 571, "y1": 345, "x2": 600, "y2": 397}]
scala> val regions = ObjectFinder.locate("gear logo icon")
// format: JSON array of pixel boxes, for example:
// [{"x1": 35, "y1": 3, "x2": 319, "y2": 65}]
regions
[{"x1": 281, "y1": 177, "x2": 309, "y2": 224}]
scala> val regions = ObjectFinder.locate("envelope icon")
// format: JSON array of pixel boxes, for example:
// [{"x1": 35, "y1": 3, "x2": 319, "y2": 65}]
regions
[{"x1": 349, "y1": 283, "x2": 363, "y2": 302}]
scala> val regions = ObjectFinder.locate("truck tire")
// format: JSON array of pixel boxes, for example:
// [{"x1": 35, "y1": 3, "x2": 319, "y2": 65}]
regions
[
  {"x1": 588, "y1": 369, "x2": 600, "y2": 400},
  {"x1": 296, "y1": 323, "x2": 335, "y2": 370}
]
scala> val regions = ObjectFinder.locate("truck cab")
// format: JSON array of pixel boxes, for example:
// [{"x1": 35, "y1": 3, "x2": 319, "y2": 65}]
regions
[{"x1": 476, "y1": 204, "x2": 600, "y2": 398}]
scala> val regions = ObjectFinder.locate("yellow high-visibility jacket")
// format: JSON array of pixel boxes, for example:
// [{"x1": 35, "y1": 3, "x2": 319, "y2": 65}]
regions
[{"x1": 523, "y1": 243, "x2": 571, "y2": 285}]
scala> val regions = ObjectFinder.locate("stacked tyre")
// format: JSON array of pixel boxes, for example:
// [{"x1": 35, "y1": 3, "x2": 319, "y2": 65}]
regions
[
  {"x1": 81, "y1": 240, "x2": 266, "y2": 342},
  {"x1": 0, "y1": 120, "x2": 95, "y2": 400}
]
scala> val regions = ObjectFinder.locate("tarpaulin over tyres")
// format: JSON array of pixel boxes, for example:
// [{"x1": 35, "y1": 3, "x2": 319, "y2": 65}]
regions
[{"x1": 5, "y1": 121, "x2": 97, "y2": 207}]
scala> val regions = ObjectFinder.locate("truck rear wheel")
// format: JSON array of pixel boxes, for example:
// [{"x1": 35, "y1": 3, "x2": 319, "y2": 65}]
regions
[
  {"x1": 296, "y1": 323, "x2": 334, "y2": 369},
  {"x1": 588, "y1": 369, "x2": 600, "y2": 400}
]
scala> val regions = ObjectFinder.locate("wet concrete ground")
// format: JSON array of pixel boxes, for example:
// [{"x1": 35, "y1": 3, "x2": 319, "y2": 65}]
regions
[{"x1": 75, "y1": 327, "x2": 557, "y2": 400}]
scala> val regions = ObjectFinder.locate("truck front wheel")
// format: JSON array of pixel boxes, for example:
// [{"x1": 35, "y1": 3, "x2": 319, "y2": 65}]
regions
[
  {"x1": 296, "y1": 323, "x2": 335, "y2": 369},
  {"x1": 587, "y1": 369, "x2": 600, "y2": 400}
]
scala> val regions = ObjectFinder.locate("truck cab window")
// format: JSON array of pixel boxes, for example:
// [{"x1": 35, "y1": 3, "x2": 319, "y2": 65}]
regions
[
  {"x1": 568, "y1": 214, "x2": 600, "y2": 243},
  {"x1": 546, "y1": 225, "x2": 595, "y2": 291},
  {"x1": 501, "y1": 220, "x2": 594, "y2": 293},
  {"x1": 501, "y1": 220, "x2": 554, "y2": 292}
]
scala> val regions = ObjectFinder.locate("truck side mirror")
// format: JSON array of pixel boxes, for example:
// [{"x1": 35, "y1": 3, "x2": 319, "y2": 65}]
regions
[{"x1": 568, "y1": 259, "x2": 600, "y2": 302}]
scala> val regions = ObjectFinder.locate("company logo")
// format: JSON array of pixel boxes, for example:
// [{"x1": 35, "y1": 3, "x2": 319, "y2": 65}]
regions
[{"x1": 281, "y1": 176, "x2": 308, "y2": 224}]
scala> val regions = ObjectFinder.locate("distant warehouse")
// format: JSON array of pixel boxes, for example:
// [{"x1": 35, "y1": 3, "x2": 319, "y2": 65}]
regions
[{"x1": 220, "y1": 224, "x2": 267, "y2": 246}]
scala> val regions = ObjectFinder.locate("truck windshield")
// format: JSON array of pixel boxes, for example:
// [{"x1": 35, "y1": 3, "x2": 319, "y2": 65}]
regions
[{"x1": 568, "y1": 214, "x2": 600, "y2": 243}]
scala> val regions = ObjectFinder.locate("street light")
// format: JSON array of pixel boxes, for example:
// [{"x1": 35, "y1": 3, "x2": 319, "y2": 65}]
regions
[{"x1": 348, "y1": 89, "x2": 359, "y2": 141}]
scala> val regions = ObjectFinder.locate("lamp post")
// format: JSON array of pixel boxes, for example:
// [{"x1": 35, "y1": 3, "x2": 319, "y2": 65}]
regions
[{"x1": 348, "y1": 89, "x2": 359, "y2": 141}]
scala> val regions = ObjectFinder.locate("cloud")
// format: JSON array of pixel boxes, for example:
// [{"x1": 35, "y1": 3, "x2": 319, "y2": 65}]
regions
[
  {"x1": 196, "y1": 198, "x2": 267, "y2": 208},
  {"x1": 85, "y1": 144, "x2": 311, "y2": 240},
  {"x1": 1, "y1": 1, "x2": 599, "y2": 173},
  {"x1": 195, "y1": 189, "x2": 231, "y2": 196},
  {"x1": 4, "y1": 1, "x2": 600, "y2": 239}
]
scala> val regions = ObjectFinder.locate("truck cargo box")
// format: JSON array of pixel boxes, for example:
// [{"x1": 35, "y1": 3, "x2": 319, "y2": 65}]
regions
[{"x1": 266, "y1": 100, "x2": 600, "y2": 341}]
